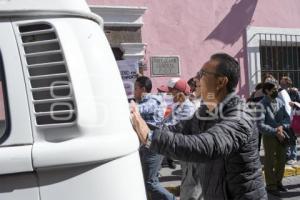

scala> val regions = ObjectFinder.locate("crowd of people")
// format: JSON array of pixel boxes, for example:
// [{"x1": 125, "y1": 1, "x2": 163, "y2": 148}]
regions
[
  {"x1": 248, "y1": 74, "x2": 300, "y2": 197},
  {"x1": 130, "y1": 53, "x2": 300, "y2": 200}
]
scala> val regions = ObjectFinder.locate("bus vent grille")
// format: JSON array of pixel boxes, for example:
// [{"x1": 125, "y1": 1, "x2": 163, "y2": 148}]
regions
[{"x1": 18, "y1": 23, "x2": 77, "y2": 127}]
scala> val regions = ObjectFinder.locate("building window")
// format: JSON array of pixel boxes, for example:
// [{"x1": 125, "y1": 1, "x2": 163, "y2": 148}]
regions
[
  {"x1": 259, "y1": 34, "x2": 300, "y2": 88},
  {"x1": 246, "y1": 27, "x2": 300, "y2": 93}
]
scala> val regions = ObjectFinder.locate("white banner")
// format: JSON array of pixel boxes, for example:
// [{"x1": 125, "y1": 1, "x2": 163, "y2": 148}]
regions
[{"x1": 117, "y1": 60, "x2": 139, "y2": 99}]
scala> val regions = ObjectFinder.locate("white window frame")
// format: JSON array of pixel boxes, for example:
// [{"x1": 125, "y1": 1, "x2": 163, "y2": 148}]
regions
[
  {"x1": 90, "y1": 5, "x2": 147, "y2": 62},
  {"x1": 120, "y1": 43, "x2": 147, "y2": 61},
  {"x1": 246, "y1": 26, "x2": 300, "y2": 93},
  {"x1": 89, "y1": 5, "x2": 147, "y2": 27}
]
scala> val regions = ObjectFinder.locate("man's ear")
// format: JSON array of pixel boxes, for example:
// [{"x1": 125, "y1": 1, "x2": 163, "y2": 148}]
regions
[
  {"x1": 217, "y1": 77, "x2": 228, "y2": 90},
  {"x1": 142, "y1": 87, "x2": 147, "y2": 93}
]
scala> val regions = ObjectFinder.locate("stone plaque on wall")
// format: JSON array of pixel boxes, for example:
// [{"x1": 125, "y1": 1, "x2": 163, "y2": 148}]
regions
[{"x1": 150, "y1": 56, "x2": 180, "y2": 76}]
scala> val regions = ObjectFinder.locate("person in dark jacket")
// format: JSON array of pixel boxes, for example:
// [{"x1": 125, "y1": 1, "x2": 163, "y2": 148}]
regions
[{"x1": 131, "y1": 53, "x2": 267, "y2": 200}]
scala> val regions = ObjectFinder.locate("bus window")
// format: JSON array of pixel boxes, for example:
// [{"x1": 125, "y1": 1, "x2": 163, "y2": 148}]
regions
[{"x1": 0, "y1": 53, "x2": 9, "y2": 141}]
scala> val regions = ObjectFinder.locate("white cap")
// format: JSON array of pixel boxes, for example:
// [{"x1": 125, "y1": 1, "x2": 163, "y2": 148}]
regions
[{"x1": 167, "y1": 78, "x2": 180, "y2": 88}]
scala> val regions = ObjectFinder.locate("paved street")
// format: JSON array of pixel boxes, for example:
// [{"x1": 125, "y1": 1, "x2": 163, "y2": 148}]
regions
[
  {"x1": 159, "y1": 143, "x2": 300, "y2": 200},
  {"x1": 270, "y1": 176, "x2": 300, "y2": 199},
  {"x1": 160, "y1": 162, "x2": 300, "y2": 200}
]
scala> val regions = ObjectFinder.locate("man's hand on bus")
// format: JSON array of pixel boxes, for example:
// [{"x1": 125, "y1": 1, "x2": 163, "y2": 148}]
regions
[{"x1": 130, "y1": 100, "x2": 149, "y2": 144}]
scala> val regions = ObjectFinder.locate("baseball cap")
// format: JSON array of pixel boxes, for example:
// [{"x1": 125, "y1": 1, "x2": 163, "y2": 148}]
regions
[
  {"x1": 157, "y1": 85, "x2": 169, "y2": 93},
  {"x1": 167, "y1": 78, "x2": 180, "y2": 88},
  {"x1": 168, "y1": 78, "x2": 190, "y2": 95}
]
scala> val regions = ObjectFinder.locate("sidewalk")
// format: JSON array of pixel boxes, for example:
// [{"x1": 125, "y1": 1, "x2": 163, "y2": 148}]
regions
[
  {"x1": 269, "y1": 176, "x2": 300, "y2": 199},
  {"x1": 259, "y1": 141, "x2": 300, "y2": 178},
  {"x1": 261, "y1": 142, "x2": 300, "y2": 199}
]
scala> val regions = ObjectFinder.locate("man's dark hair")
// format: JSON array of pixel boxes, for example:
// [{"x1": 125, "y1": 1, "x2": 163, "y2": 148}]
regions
[
  {"x1": 211, "y1": 53, "x2": 240, "y2": 93},
  {"x1": 262, "y1": 82, "x2": 276, "y2": 94},
  {"x1": 188, "y1": 78, "x2": 196, "y2": 91},
  {"x1": 255, "y1": 82, "x2": 263, "y2": 90},
  {"x1": 188, "y1": 78, "x2": 196, "y2": 86},
  {"x1": 136, "y1": 76, "x2": 152, "y2": 93}
]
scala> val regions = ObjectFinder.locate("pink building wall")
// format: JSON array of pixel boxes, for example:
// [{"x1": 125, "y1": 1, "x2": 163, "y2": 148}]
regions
[{"x1": 87, "y1": 0, "x2": 300, "y2": 96}]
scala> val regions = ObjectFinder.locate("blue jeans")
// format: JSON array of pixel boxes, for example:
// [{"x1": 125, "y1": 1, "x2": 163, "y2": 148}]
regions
[
  {"x1": 286, "y1": 144, "x2": 297, "y2": 161},
  {"x1": 139, "y1": 146, "x2": 175, "y2": 200}
]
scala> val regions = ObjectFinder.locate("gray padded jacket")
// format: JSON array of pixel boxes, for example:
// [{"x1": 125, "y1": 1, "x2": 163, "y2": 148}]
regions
[{"x1": 150, "y1": 93, "x2": 267, "y2": 200}]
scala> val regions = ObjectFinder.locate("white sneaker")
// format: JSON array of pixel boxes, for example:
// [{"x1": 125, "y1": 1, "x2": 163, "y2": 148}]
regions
[{"x1": 287, "y1": 159, "x2": 297, "y2": 165}]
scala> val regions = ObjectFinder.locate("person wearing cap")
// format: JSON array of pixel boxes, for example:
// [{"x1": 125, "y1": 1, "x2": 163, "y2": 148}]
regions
[
  {"x1": 164, "y1": 78, "x2": 196, "y2": 125},
  {"x1": 157, "y1": 85, "x2": 169, "y2": 94},
  {"x1": 167, "y1": 78, "x2": 202, "y2": 194},
  {"x1": 257, "y1": 78, "x2": 291, "y2": 196},
  {"x1": 131, "y1": 53, "x2": 266, "y2": 200},
  {"x1": 160, "y1": 78, "x2": 196, "y2": 169}
]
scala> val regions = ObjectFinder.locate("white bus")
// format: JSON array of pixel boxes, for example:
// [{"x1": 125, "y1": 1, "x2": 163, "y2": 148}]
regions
[{"x1": 0, "y1": 0, "x2": 146, "y2": 199}]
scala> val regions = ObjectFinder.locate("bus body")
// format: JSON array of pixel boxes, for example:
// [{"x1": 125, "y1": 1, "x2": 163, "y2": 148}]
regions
[{"x1": 0, "y1": 0, "x2": 146, "y2": 199}]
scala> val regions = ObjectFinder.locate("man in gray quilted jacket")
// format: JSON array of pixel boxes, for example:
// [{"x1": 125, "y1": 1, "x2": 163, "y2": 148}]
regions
[{"x1": 131, "y1": 53, "x2": 267, "y2": 200}]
